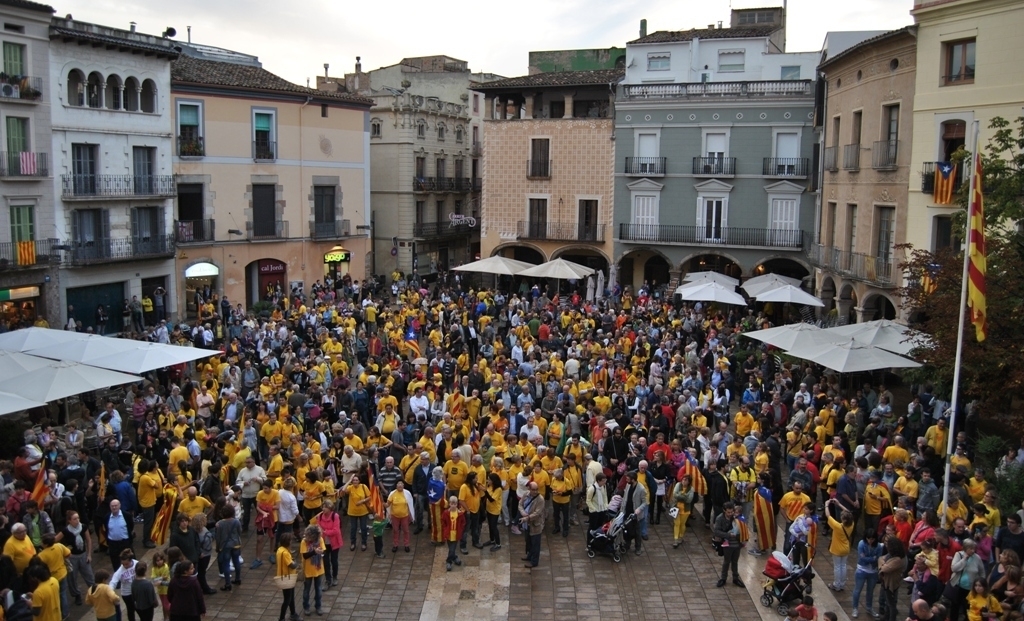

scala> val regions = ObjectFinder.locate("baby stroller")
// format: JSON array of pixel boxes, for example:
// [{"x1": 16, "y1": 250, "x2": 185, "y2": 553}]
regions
[
  {"x1": 760, "y1": 551, "x2": 815, "y2": 616},
  {"x1": 586, "y1": 512, "x2": 636, "y2": 563}
]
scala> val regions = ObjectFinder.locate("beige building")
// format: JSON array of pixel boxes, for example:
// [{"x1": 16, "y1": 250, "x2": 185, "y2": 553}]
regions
[
  {"x1": 474, "y1": 70, "x2": 621, "y2": 279},
  {"x1": 813, "y1": 27, "x2": 917, "y2": 323},
  {"x1": 170, "y1": 44, "x2": 372, "y2": 317},
  {"x1": 906, "y1": 0, "x2": 1024, "y2": 254}
]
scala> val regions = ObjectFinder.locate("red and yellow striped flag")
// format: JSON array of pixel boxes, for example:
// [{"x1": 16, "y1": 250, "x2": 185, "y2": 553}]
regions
[
  {"x1": 97, "y1": 463, "x2": 107, "y2": 502},
  {"x1": 151, "y1": 484, "x2": 179, "y2": 546},
  {"x1": 753, "y1": 485, "x2": 777, "y2": 551},
  {"x1": 967, "y1": 145, "x2": 987, "y2": 342},
  {"x1": 30, "y1": 466, "x2": 50, "y2": 505},
  {"x1": 367, "y1": 470, "x2": 384, "y2": 517}
]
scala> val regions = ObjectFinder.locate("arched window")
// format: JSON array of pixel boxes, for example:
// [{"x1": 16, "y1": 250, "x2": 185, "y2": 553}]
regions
[
  {"x1": 66, "y1": 69, "x2": 85, "y2": 106},
  {"x1": 455, "y1": 126, "x2": 464, "y2": 143},
  {"x1": 123, "y1": 77, "x2": 140, "y2": 112},
  {"x1": 105, "y1": 74, "x2": 122, "y2": 110},
  {"x1": 437, "y1": 123, "x2": 446, "y2": 141},
  {"x1": 370, "y1": 119, "x2": 382, "y2": 138},
  {"x1": 140, "y1": 79, "x2": 156, "y2": 113},
  {"x1": 86, "y1": 71, "x2": 103, "y2": 108},
  {"x1": 416, "y1": 120, "x2": 426, "y2": 139}
]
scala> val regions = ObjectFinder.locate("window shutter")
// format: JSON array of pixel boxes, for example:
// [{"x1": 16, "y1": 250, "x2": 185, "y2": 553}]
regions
[
  {"x1": 71, "y1": 210, "x2": 80, "y2": 244},
  {"x1": 254, "y1": 113, "x2": 272, "y2": 132},
  {"x1": 131, "y1": 207, "x2": 139, "y2": 238},
  {"x1": 179, "y1": 105, "x2": 200, "y2": 126},
  {"x1": 101, "y1": 210, "x2": 111, "y2": 240}
]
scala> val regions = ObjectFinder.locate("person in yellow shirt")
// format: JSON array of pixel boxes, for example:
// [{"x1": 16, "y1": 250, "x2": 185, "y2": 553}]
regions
[
  {"x1": 881, "y1": 436, "x2": 910, "y2": 466},
  {"x1": 386, "y1": 481, "x2": 414, "y2": 552},
  {"x1": 299, "y1": 526, "x2": 325, "y2": 614},
  {"x1": 550, "y1": 469, "x2": 572, "y2": 536},
  {"x1": 924, "y1": 419, "x2": 948, "y2": 458},
  {"x1": 966, "y1": 468, "x2": 989, "y2": 504},
  {"x1": 863, "y1": 472, "x2": 892, "y2": 534},
  {"x1": 483, "y1": 472, "x2": 504, "y2": 551},
  {"x1": 445, "y1": 453, "x2": 470, "y2": 498},
  {"x1": 178, "y1": 486, "x2": 212, "y2": 518},
  {"x1": 726, "y1": 436, "x2": 748, "y2": 460},
  {"x1": 85, "y1": 568, "x2": 120, "y2": 620},
  {"x1": 734, "y1": 406, "x2": 755, "y2": 438},
  {"x1": 342, "y1": 477, "x2": 371, "y2": 550},
  {"x1": 137, "y1": 460, "x2": 164, "y2": 548},
  {"x1": 457, "y1": 472, "x2": 484, "y2": 552},
  {"x1": 301, "y1": 471, "x2": 327, "y2": 523},
  {"x1": 528, "y1": 461, "x2": 550, "y2": 498},
  {"x1": 824, "y1": 500, "x2": 856, "y2": 591}
]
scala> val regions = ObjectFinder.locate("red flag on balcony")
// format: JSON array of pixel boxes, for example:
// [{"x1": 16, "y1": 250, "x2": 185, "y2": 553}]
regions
[
  {"x1": 933, "y1": 162, "x2": 957, "y2": 205},
  {"x1": 19, "y1": 152, "x2": 36, "y2": 176},
  {"x1": 16, "y1": 241, "x2": 35, "y2": 266}
]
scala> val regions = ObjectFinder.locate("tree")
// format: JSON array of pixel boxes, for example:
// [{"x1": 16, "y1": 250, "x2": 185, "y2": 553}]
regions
[{"x1": 900, "y1": 117, "x2": 1024, "y2": 420}]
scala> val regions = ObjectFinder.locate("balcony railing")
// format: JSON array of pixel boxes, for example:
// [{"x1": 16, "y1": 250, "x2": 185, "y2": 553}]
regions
[
  {"x1": 412, "y1": 221, "x2": 475, "y2": 237},
  {"x1": 843, "y1": 144, "x2": 861, "y2": 171},
  {"x1": 309, "y1": 220, "x2": 352, "y2": 239},
  {"x1": 0, "y1": 77, "x2": 43, "y2": 102},
  {"x1": 66, "y1": 235, "x2": 173, "y2": 265},
  {"x1": 253, "y1": 140, "x2": 276, "y2": 161},
  {"x1": 0, "y1": 152, "x2": 48, "y2": 177},
  {"x1": 618, "y1": 223, "x2": 803, "y2": 248},
  {"x1": 174, "y1": 219, "x2": 215, "y2": 243},
  {"x1": 920, "y1": 161, "x2": 967, "y2": 195},
  {"x1": 762, "y1": 158, "x2": 809, "y2": 177},
  {"x1": 517, "y1": 221, "x2": 605, "y2": 242},
  {"x1": 625, "y1": 157, "x2": 667, "y2": 176},
  {"x1": 808, "y1": 244, "x2": 895, "y2": 286},
  {"x1": 622, "y1": 80, "x2": 813, "y2": 100},
  {"x1": 823, "y1": 146, "x2": 838, "y2": 172},
  {"x1": 872, "y1": 139, "x2": 899, "y2": 170},
  {"x1": 0, "y1": 239, "x2": 60, "y2": 270},
  {"x1": 527, "y1": 160, "x2": 551, "y2": 179},
  {"x1": 177, "y1": 135, "x2": 205, "y2": 157},
  {"x1": 61, "y1": 174, "x2": 176, "y2": 199},
  {"x1": 692, "y1": 157, "x2": 736, "y2": 176},
  {"x1": 453, "y1": 178, "x2": 474, "y2": 192},
  {"x1": 247, "y1": 219, "x2": 288, "y2": 240}
]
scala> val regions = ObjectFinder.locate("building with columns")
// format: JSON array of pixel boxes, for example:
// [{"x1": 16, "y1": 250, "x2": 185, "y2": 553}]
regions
[{"x1": 473, "y1": 69, "x2": 622, "y2": 282}]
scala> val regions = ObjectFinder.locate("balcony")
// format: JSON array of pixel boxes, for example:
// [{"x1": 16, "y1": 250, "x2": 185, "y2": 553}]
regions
[
  {"x1": 619, "y1": 223, "x2": 803, "y2": 249},
  {"x1": 66, "y1": 235, "x2": 174, "y2": 266},
  {"x1": 471, "y1": 141, "x2": 483, "y2": 157},
  {"x1": 625, "y1": 156, "x2": 667, "y2": 176},
  {"x1": 412, "y1": 220, "x2": 475, "y2": 238},
  {"x1": 61, "y1": 174, "x2": 176, "y2": 199},
  {"x1": 823, "y1": 146, "x2": 838, "y2": 172},
  {"x1": 0, "y1": 239, "x2": 60, "y2": 270},
  {"x1": 0, "y1": 77, "x2": 43, "y2": 103},
  {"x1": 692, "y1": 157, "x2": 736, "y2": 176},
  {"x1": 177, "y1": 136, "x2": 205, "y2": 157},
  {"x1": 174, "y1": 219, "x2": 215, "y2": 244},
  {"x1": 872, "y1": 140, "x2": 899, "y2": 170},
  {"x1": 0, "y1": 152, "x2": 48, "y2": 178},
  {"x1": 309, "y1": 220, "x2": 352, "y2": 239},
  {"x1": 920, "y1": 161, "x2": 966, "y2": 195},
  {"x1": 247, "y1": 219, "x2": 288, "y2": 241},
  {"x1": 843, "y1": 144, "x2": 861, "y2": 171},
  {"x1": 762, "y1": 158, "x2": 809, "y2": 178},
  {"x1": 517, "y1": 221, "x2": 605, "y2": 242},
  {"x1": 622, "y1": 80, "x2": 812, "y2": 100},
  {"x1": 808, "y1": 244, "x2": 895, "y2": 286},
  {"x1": 453, "y1": 178, "x2": 474, "y2": 192},
  {"x1": 253, "y1": 140, "x2": 276, "y2": 161},
  {"x1": 527, "y1": 160, "x2": 551, "y2": 179}
]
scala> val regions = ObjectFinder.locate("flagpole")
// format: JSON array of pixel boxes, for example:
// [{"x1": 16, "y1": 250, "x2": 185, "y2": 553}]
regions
[{"x1": 939, "y1": 119, "x2": 979, "y2": 529}]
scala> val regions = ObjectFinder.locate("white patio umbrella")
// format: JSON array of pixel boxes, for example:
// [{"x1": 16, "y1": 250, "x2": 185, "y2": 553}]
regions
[
  {"x1": 0, "y1": 350, "x2": 54, "y2": 378},
  {"x1": 0, "y1": 391, "x2": 47, "y2": 416},
  {"x1": 452, "y1": 256, "x2": 535, "y2": 276},
  {"x1": 24, "y1": 335, "x2": 144, "y2": 365},
  {"x1": 754, "y1": 284, "x2": 825, "y2": 307},
  {"x1": 518, "y1": 258, "x2": 595, "y2": 280},
  {"x1": 741, "y1": 323, "x2": 844, "y2": 351},
  {"x1": 0, "y1": 360, "x2": 139, "y2": 403},
  {"x1": 0, "y1": 327, "x2": 90, "y2": 352},
  {"x1": 674, "y1": 281, "x2": 747, "y2": 306},
  {"x1": 85, "y1": 342, "x2": 222, "y2": 374},
  {"x1": 683, "y1": 271, "x2": 740, "y2": 287},
  {"x1": 786, "y1": 339, "x2": 922, "y2": 373},
  {"x1": 822, "y1": 319, "x2": 930, "y2": 356},
  {"x1": 741, "y1": 274, "x2": 802, "y2": 296}
]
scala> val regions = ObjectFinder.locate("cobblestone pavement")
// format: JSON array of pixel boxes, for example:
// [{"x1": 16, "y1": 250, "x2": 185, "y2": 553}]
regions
[{"x1": 69, "y1": 511, "x2": 852, "y2": 621}]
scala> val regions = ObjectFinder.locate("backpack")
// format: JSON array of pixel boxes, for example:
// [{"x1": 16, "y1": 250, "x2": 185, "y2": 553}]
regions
[{"x1": 4, "y1": 597, "x2": 32, "y2": 621}]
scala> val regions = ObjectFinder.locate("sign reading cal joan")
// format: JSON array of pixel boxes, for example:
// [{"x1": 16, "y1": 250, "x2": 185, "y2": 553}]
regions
[{"x1": 323, "y1": 247, "x2": 351, "y2": 263}]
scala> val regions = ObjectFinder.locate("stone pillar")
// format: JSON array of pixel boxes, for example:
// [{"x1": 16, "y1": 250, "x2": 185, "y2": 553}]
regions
[
  {"x1": 524, "y1": 95, "x2": 534, "y2": 119},
  {"x1": 498, "y1": 96, "x2": 507, "y2": 120},
  {"x1": 854, "y1": 306, "x2": 872, "y2": 324},
  {"x1": 484, "y1": 96, "x2": 494, "y2": 120},
  {"x1": 563, "y1": 93, "x2": 574, "y2": 118},
  {"x1": 835, "y1": 298, "x2": 854, "y2": 324},
  {"x1": 668, "y1": 269, "x2": 683, "y2": 292}
]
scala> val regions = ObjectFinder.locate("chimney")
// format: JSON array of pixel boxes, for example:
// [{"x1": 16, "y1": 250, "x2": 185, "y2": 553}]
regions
[
  {"x1": 717, "y1": 21, "x2": 723, "y2": 29},
  {"x1": 129, "y1": 21, "x2": 136, "y2": 32},
  {"x1": 639, "y1": 19, "x2": 647, "y2": 38},
  {"x1": 324, "y1": 63, "x2": 329, "y2": 78},
  {"x1": 355, "y1": 56, "x2": 362, "y2": 73},
  {"x1": 708, "y1": 24, "x2": 715, "y2": 29}
]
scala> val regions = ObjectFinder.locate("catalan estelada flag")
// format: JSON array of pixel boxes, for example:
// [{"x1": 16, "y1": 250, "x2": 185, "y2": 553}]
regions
[
  {"x1": 678, "y1": 451, "x2": 707, "y2": 496},
  {"x1": 30, "y1": 466, "x2": 50, "y2": 505},
  {"x1": 967, "y1": 146, "x2": 987, "y2": 342},
  {"x1": 807, "y1": 514, "x2": 820, "y2": 562},
  {"x1": 405, "y1": 326, "x2": 420, "y2": 359},
  {"x1": 933, "y1": 162, "x2": 957, "y2": 205},
  {"x1": 753, "y1": 485, "x2": 776, "y2": 551},
  {"x1": 736, "y1": 513, "x2": 750, "y2": 545},
  {"x1": 921, "y1": 263, "x2": 940, "y2": 295},
  {"x1": 150, "y1": 484, "x2": 179, "y2": 546},
  {"x1": 366, "y1": 469, "x2": 384, "y2": 518}
]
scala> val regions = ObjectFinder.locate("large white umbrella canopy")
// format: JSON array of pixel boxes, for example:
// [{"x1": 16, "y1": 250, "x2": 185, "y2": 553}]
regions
[
  {"x1": 86, "y1": 342, "x2": 221, "y2": 374},
  {"x1": 675, "y1": 281, "x2": 747, "y2": 306},
  {"x1": 0, "y1": 391, "x2": 47, "y2": 416},
  {"x1": 754, "y1": 284, "x2": 825, "y2": 307},
  {"x1": 452, "y1": 256, "x2": 535, "y2": 276},
  {"x1": 683, "y1": 271, "x2": 740, "y2": 287},
  {"x1": 0, "y1": 360, "x2": 139, "y2": 403},
  {"x1": 0, "y1": 350, "x2": 54, "y2": 378},
  {"x1": 822, "y1": 319, "x2": 930, "y2": 356},
  {"x1": 518, "y1": 258, "x2": 595, "y2": 280},
  {"x1": 24, "y1": 336, "x2": 145, "y2": 364},
  {"x1": 0, "y1": 327, "x2": 90, "y2": 352},
  {"x1": 741, "y1": 323, "x2": 845, "y2": 351},
  {"x1": 741, "y1": 274, "x2": 802, "y2": 296},
  {"x1": 786, "y1": 339, "x2": 923, "y2": 373}
]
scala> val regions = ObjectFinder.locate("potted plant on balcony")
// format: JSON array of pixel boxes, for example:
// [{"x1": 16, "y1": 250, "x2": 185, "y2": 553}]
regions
[{"x1": 178, "y1": 137, "x2": 204, "y2": 157}]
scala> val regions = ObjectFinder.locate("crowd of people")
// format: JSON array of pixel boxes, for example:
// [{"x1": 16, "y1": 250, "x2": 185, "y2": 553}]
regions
[{"x1": 1, "y1": 272, "x2": 1024, "y2": 621}]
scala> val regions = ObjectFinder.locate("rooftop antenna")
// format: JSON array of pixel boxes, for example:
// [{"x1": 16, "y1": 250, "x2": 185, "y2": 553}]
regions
[
  {"x1": 187, "y1": 25, "x2": 191, "y2": 43},
  {"x1": 324, "y1": 63, "x2": 329, "y2": 78}
]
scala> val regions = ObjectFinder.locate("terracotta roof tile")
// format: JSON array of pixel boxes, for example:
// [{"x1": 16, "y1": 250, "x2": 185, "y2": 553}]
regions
[
  {"x1": 473, "y1": 69, "x2": 623, "y2": 91},
  {"x1": 50, "y1": 26, "x2": 179, "y2": 57},
  {"x1": 629, "y1": 25, "x2": 779, "y2": 44},
  {"x1": 0, "y1": 0, "x2": 54, "y2": 13}
]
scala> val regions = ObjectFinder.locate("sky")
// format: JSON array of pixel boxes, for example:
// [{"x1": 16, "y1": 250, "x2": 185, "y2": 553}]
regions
[{"x1": 56, "y1": 0, "x2": 913, "y2": 85}]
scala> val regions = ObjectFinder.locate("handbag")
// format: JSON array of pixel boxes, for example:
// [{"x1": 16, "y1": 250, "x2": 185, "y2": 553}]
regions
[{"x1": 272, "y1": 573, "x2": 297, "y2": 590}]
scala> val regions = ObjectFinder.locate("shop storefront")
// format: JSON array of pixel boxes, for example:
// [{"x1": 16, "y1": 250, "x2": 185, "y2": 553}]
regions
[
  {"x1": 184, "y1": 262, "x2": 220, "y2": 319},
  {"x1": 0, "y1": 286, "x2": 42, "y2": 329}
]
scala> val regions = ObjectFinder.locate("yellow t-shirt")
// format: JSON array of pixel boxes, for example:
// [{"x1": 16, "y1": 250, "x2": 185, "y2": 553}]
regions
[
  {"x1": 178, "y1": 496, "x2": 212, "y2": 518},
  {"x1": 346, "y1": 484, "x2": 370, "y2": 517},
  {"x1": 388, "y1": 490, "x2": 410, "y2": 519},
  {"x1": 459, "y1": 483, "x2": 482, "y2": 513},
  {"x1": 863, "y1": 483, "x2": 891, "y2": 516},
  {"x1": 826, "y1": 516, "x2": 854, "y2": 556},
  {"x1": 446, "y1": 461, "x2": 470, "y2": 492},
  {"x1": 138, "y1": 473, "x2": 162, "y2": 508},
  {"x1": 302, "y1": 480, "x2": 326, "y2": 510},
  {"x1": 37, "y1": 544, "x2": 70, "y2": 581},
  {"x1": 32, "y1": 577, "x2": 61, "y2": 621},
  {"x1": 3, "y1": 534, "x2": 37, "y2": 573},
  {"x1": 300, "y1": 537, "x2": 326, "y2": 578},
  {"x1": 85, "y1": 583, "x2": 120, "y2": 619},
  {"x1": 550, "y1": 478, "x2": 571, "y2": 504},
  {"x1": 276, "y1": 547, "x2": 295, "y2": 578}
]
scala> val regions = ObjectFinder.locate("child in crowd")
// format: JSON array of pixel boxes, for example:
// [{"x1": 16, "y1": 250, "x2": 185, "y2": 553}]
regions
[
  {"x1": 150, "y1": 552, "x2": 171, "y2": 619},
  {"x1": 110, "y1": 549, "x2": 138, "y2": 621},
  {"x1": 794, "y1": 595, "x2": 819, "y2": 621},
  {"x1": 370, "y1": 512, "x2": 387, "y2": 559},
  {"x1": 85, "y1": 569, "x2": 120, "y2": 621},
  {"x1": 130, "y1": 562, "x2": 158, "y2": 621}
]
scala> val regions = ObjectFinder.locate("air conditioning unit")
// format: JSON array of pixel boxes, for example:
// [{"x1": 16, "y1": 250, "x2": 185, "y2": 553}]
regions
[
  {"x1": 1, "y1": 84, "x2": 20, "y2": 98},
  {"x1": 341, "y1": 219, "x2": 351, "y2": 236}
]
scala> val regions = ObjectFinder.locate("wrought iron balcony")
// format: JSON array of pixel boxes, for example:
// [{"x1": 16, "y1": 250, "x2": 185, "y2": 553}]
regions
[
  {"x1": 527, "y1": 160, "x2": 551, "y2": 179},
  {"x1": 253, "y1": 140, "x2": 276, "y2": 161},
  {"x1": 177, "y1": 135, "x2": 205, "y2": 157},
  {"x1": 247, "y1": 219, "x2": 288, "y2": 240},
  {"x1": 619, "y1": 223, "x2": 803, "y2": 249},
  {"x1": 0, "y1": 152, "x2": 48, "y2": 177},
  {"x1": 66, "y1": 235, "x2": 174, "y2": 265},
  {"x1": 622, "y1": 80, "x2": 812, "y2": 99},
  {"x1": 692, "y1": 157, "x2": 736, "y2": 176},
  {"x1": 823, "y1": 147, "x2": 838, "y2": 172},
  {"x1": 517, "y1": 221, "x2": 605, "y2": 242},
  {"x1": 872, "y1": 140, "x2": 899, "y2": 170},
  {"x1": 807, "y1": 244, "x2": 895, "y2": 286},
  {"x1": 843, "y1": 144, "x2": 861, "y2": 171},
  {"x1": 174, "y1": 219, "x2": 215, "y2": 243},
  {"x1": 625, "y1": 157, "x2": 667, "y2": 176},
  {"x1": 762, "y1": 158, "x2": 809, "y2": 178},
  {"x1": 412, "y1": 220, "x2": 475, "y2": 237},
  {"x1": 309, "y1": 220, "x2": 352, "y2": 239},
  {"x1": 61, "y1": 174, "x2": 176, "y2": 199},
  {"x1": 920, "y1": 161, "x2": 966, "y2": 194},
  {"x1": 0, "y1": 239, "x2": 61, "y2": 270},
  {"x1": 0, "y1": 77, "x2": 42, "y2": 102}
]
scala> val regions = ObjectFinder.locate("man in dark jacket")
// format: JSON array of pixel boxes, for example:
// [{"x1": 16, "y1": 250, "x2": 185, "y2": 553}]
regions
[
  {"x1": 712, "y1": 501, "x2": 745, "y2": 588},
  {"x1": 703, "y1": 459, "x2": 731, "y2": 525},
  {"x1": 411, "y1": 452, "x2": 433, "y2": 534}
]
